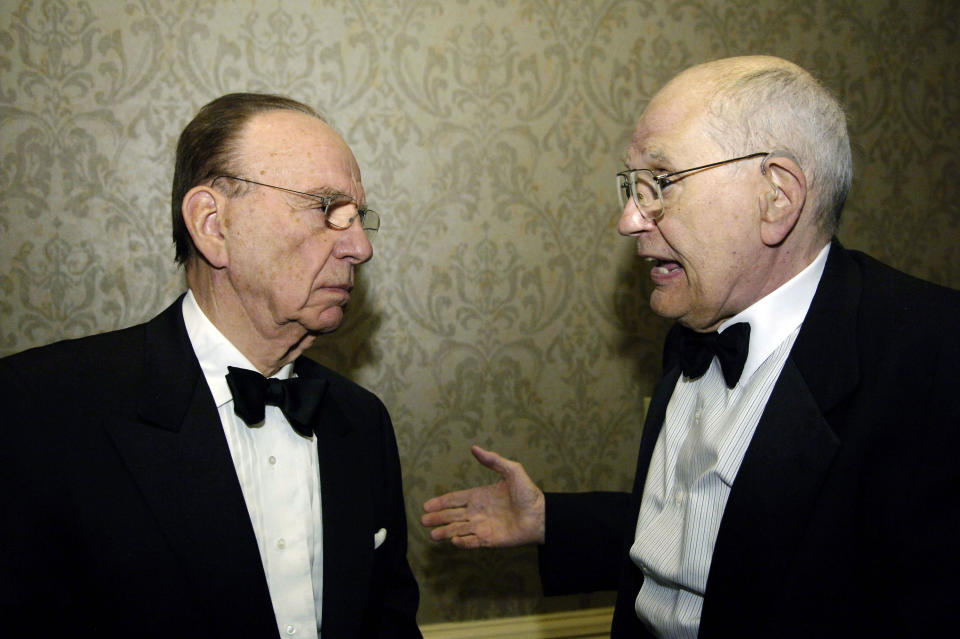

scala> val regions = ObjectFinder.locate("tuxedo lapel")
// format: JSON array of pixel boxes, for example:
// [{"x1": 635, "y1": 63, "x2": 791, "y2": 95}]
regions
[
  {"x1": 789, "y1": 240, "x2": 861, "y2": 412},
  {"x1": 296, "y1": 358, "x2": 372, "y2": 636},
  {"x1": 102, "y1": 298, "x2": 277, "y2": 636},
  {"x1": 699, "y1": 360, "x2": 840, "y2": 635},
  {"x1": 699, "y1": 242, "x2": 862, "y2": 636}
]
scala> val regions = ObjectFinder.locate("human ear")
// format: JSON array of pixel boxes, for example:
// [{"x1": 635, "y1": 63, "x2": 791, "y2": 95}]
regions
[
  {"x1": 182, "y1": 186, "x2": 229, "y2": 268},
  {"x1": 758, "y1": 151, "x2": 807, "y2": 247}
]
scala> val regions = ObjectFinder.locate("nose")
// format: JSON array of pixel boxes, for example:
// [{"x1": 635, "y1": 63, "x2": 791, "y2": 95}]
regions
[
  {"x1": 617, "y1": 198, "x2": 657, "y2": 237},
  {"x1": 334, "y1": 217, "x2": 373, "y2": 264}
]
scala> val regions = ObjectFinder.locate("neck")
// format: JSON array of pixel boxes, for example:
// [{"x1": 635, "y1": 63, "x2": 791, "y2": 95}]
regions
[
  {"x1": 757, "y1": 230, "x2": 830, "y2": 300},
  {"x1": 698, "y1": 233, "x2": 829, "y2": 333},
  {"x1": 186, "y1": 264, "x2": 314, "y2": 376}
]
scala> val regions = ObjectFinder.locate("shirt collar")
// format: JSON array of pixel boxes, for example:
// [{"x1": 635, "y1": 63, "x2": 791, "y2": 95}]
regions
[
  {"x1": 719, "y1": 242, "x2": 830, "y2": 383},
  {"x1": 181, "y1": 290, "x2": 294, "y2": 409}
]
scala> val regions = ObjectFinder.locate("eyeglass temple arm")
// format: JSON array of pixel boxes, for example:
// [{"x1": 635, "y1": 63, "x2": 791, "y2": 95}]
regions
[
  {"x1": 656, "y1": 152, "x2": 771, "y2": 186},
  {"x1": 759, "y1": 150, "x2": 802, "y2": 176}
]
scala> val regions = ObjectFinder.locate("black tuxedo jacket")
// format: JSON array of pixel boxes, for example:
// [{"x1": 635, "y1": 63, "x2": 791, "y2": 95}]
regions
[
  {"x1": 539, "y1": 241, "x2": 960, "y2": 637},
  {"x1": 0, "y1": 296, "x2": 421, "y2": 638}
]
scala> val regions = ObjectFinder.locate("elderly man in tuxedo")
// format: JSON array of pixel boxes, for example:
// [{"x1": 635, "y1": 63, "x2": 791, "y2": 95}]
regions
[
  {"x1": 422, "y1": 56, "x2": 960, "y2": 637},
  {"x1": 1, "y1": 93, "x2": 421, "y2": 638}
]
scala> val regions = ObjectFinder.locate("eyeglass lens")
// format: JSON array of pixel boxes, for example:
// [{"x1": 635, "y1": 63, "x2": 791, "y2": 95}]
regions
[
  {"x1": 617, "y1": 170, "x2": 661, "y2": 215},
  {"x1": 326, "y1": 199, "x2": 380, "y2": 232}
]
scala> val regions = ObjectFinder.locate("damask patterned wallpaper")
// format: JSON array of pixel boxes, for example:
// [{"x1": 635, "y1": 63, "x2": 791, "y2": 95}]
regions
[{"x1": 1, "y1": 0, "x2": 957, "y2": 625}]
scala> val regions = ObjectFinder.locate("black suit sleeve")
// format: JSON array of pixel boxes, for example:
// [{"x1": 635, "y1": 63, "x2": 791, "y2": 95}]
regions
[
  {"x1": 860, "y1": 325, "x2": 960, "y2": 635},
  {"x1": 537, "y1": 491, "x2": 632, "y2": 595},
  {"x1": 0, "y1": 346, "x2": 112, "y2": 634},
  {"x1": 0, "y1": 356, "x2": 56, "y2": 630}
]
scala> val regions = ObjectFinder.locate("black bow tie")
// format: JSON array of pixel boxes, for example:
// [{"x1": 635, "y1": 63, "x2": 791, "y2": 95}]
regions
[
  {"x1": 225, "y1": 366, "x2": 325, "y2": 437},
  {"x1": 678, "y1": 322, "x2": 751, "y2": 388}
]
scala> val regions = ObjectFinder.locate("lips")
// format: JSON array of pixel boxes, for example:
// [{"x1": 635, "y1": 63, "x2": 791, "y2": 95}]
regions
[
  {"x1": 643, "y1": 255, "x2": 684, "y2": 280},
  {"x1": 317, "y1": 284, "x2": 353, "y2": 304},
  {"x1": 652, "y1": 261, "x2": 683, "y2": 275},
  {"x1": 325, "y1": 287, "x2": 351, "y2": 309},
  {"x1": 643, "y1": 255, "x2": 681, "y2": 268},
  {"x1": 320, "y1": 278, "x2": 353, "y2": 292}
]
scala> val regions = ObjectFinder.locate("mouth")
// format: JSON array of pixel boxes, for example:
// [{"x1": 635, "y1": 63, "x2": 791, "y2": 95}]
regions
[
  {"x1": 318, "y1": 283, "x2": 353, "y2": 302},
  {"x1": 643, "y1": 256, "x2": 684, "y2": 280}
]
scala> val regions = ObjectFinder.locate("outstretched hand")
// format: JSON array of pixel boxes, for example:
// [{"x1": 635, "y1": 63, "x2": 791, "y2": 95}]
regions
[{"x1": 421, "y1": 445, "x2": 545, "y2": 548}]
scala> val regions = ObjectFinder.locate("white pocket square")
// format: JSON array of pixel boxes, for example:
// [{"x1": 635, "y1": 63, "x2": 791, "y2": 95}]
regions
[{"x1": 374, "y1": 528, "x2": 387, "y2": 549}]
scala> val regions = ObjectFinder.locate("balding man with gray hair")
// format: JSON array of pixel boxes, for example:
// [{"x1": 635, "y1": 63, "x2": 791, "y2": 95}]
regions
[{"x1": 423, "y1": 56, "x2": 959, "y2": 638}]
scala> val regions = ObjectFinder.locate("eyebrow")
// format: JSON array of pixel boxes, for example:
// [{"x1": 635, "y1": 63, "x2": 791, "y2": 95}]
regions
[
  {"x1": 647, "y1": 149, "x2": 668, "y2": 163},
  {"x1": 298, "y1": 185, "x2": 343, "y2": 198},
  {"x1": 623, "y1": 148, "x2": 670, "y2": 170},
  {"x1": 272, "y1": 187, "x2": 364, "y2": 213},
  {"x1": 293, "y1": 186, "x2": 359, "y2": 205}
]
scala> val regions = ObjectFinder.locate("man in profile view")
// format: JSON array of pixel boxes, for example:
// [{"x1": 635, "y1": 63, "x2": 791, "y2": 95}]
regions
[
  {"x1": 1, "y1": 93, "x2": 421, "y2": 638},
  {"x1": 423, "y1": 56, "x2": 960, "y2": 638}
]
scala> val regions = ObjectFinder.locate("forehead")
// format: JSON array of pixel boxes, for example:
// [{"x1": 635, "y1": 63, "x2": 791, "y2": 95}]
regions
[
  {"x1": 626, "y1": 78, "x2": 718, "y2": 168},
  {"x1": 235, "y1": 109, "x2": 363, "y2": 197}
]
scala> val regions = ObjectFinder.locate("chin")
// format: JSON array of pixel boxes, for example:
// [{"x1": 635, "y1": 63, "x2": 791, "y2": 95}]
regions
[
  {"x1": 648, "y1": 291, "x2": 685, "y2": 321},
  {"x1": 302, "y1": 306, "x2": 345, "y2": 334}
]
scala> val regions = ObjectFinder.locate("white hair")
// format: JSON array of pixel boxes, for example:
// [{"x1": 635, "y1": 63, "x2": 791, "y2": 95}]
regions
[{"x1": 703, "y1": 64, "x2": 852, "y2": 235}]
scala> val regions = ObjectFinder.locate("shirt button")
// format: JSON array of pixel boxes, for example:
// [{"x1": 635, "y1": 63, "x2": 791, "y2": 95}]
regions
[
  {"x1": 674, "y1": 489, "x2": 684, "y2": 506},
  {"x1": 277, "y1": 538, "x2": 286, "y2": 549},
  {"x1": 268, "y1": 455, "x2": 277, "y2": 465},
  {"x1": 285, "y1": 624, "x2": 297, "y2": 634}
]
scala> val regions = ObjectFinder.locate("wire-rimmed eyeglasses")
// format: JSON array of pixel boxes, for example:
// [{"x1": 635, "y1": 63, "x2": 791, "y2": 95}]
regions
[
  {"x1": 616, "y1": 151, "x2": 772, "y2": 221},
  {"x1": 212, "y1": 175, "x2": 380, "y2": 232}
]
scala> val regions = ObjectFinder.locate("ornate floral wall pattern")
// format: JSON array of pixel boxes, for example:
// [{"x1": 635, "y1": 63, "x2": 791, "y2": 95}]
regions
[{"x1": 1, "y1": 0, "x2": 957, "y2": 625}]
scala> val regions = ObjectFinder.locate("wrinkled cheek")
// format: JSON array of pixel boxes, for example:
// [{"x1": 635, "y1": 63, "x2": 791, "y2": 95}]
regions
[
  {"x1": 267, "y1": 248, "x2": 310, "y2": 300},
  {"x1": 685, "y1": 273, "x2": 713, "y2": 312}
]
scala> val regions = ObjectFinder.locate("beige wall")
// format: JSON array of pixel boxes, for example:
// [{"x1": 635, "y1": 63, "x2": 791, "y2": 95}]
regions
[{"x1": 1, "y1": 0, "x2": 957, "y2": 626}]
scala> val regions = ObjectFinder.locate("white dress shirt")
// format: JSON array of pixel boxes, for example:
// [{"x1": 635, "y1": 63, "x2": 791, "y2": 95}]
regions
[
  {"x1": 631, "y1": 243, "x2": 831, "y2": 638},
  {"x1": 182, "y1": 291, "x2": 324, "y2": 639}
]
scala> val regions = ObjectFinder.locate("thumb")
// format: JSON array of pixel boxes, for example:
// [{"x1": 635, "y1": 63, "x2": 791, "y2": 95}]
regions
[{"x1": 471, "y1": 445, "x2": 515, "y2": 478}]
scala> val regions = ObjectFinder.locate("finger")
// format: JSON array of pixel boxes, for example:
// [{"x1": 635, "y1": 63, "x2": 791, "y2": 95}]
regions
[
  {"x1": 426, "y1": 523, "x2": 456, "y2": 541},
  {"x1": 471, "y1": 445, "x2": 508, "y2": 472},
  {"x1": 428, "y1": 525, "x2": 454, "y2": 541},
  {"x1": 471, "y1": 445, "x2": 519, "y2": 478},
  {"x1": 421, "y1": 506, "x2": 468, "y2": 527},
  {"x1": 451, "y1": 534, "x2": 483, "y2": 550},
  {"x1": 423, "y1": 491, "x2": 471, "y2": 513},
  {"x1": 428, "y1": 520, "x2": 476, "y2": 541}
]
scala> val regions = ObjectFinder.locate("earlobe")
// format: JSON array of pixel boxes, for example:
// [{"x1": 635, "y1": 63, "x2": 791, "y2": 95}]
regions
[
  {"x1": 759, "y1": 153, "x2": 807, "y2": 247},
  {"x1": 182, "y1": 186, "x2": 229, "y2": 268}
]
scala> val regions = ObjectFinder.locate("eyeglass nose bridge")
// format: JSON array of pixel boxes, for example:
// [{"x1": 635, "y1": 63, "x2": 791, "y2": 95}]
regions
[{"x1": 617, "y1": 170, "x2": 665, "y2": 222}]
